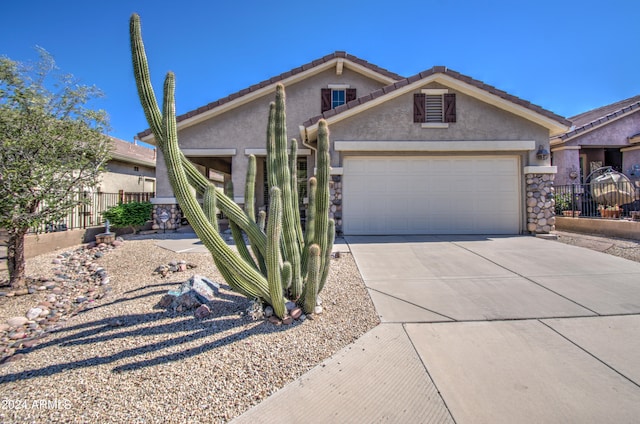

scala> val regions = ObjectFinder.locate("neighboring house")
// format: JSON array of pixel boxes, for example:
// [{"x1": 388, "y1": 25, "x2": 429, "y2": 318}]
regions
[
  {"x1": 100, "y1": 137, "x2": 156, "y2": 197},
  {"x1": 138, "y1": 51, "x2": 570, "y2": 235},
  {"x1": 551, "y1": 95, "x2": 640, "y2": 186}
]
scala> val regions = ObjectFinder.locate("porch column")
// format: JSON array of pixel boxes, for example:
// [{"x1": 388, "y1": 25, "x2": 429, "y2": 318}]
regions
[
  {"x1": 551, "y1": 146, "x2": 581, "y2": 186},
  {"x1": 524, "y1": 166, "x2": 557, "y2": 234},
  {"x1": 151, "y1": 148, "x2": 181, "y2": 230}
]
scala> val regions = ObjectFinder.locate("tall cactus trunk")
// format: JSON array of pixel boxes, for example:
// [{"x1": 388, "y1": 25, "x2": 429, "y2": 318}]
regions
[{"x1": 129, "y1": 13, "x2": 333, "y2": 321}]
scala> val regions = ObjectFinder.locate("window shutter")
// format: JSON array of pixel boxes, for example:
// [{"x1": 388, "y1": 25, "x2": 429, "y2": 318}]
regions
[
  {"x1": 413, "y1": 93, "x2": 426, "y2": 123},
  {"x1": 321, "y1": 88, "x2": 331, "y2": 113},
  {"x1": 346, "y1": 88, "x2": 357, "y2": 103},
  {"x1": 444, "y1": 93, "x2": 456, "y2": 123}
]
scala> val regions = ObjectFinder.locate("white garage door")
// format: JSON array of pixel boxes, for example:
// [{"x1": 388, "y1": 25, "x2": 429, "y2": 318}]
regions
[{"x1": 343, "y1": 156, "x2": 520, "y2": 235}]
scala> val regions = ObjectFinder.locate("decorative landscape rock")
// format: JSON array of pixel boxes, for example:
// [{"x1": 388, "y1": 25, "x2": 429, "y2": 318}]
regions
[
  {"x1": 158, "y1": 275, "x2": 221, "y2": 315},
  {"x1": 0, "y1": 239, "x2": 121, "y2": 363},
  {"x1": 153, "y1": 260, "x2": 197, "y2": 277}
]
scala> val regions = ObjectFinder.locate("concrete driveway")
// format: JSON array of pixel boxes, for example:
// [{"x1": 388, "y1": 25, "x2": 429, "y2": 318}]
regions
[{"x1": 233, "y1": 235, "x2": 640, "y2": 424}]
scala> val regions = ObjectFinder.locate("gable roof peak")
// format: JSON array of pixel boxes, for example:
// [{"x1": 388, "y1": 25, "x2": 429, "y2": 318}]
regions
[{"x1": 137, "y1": 51, "x2": 403, "y2": 141}]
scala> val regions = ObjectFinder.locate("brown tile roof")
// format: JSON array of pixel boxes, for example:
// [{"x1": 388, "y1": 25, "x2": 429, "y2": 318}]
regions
[
  {"x1": 110, "y1": 137, "x2": 156, "y2": 167},
  {"x1": 303, "y1": 66, "x2": 571, "y2": 128},
  {"x1": 137, "y1": 51, "x2": 404, "y2": 139},
  {"x1": 558, "y1": 95, "x2": 640, "y2": 140}
]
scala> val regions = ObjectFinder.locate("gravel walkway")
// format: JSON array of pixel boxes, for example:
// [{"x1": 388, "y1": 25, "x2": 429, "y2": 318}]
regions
[{"x1": 0, "y1": 234, "x2": 379, "y2": 423}]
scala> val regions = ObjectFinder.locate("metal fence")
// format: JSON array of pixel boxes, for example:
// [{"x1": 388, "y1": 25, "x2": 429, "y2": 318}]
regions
[
  {"x1": 555, "y1": 182, "x2": 640, "y2": 219},
  {"x1": 31, "y1": 191, "x2": 154, "y2": 234}
]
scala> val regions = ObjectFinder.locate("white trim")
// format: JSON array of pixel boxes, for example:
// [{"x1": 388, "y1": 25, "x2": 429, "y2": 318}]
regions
[
  {"x1": 421, "y1": 123, "x2": 449, "y2": 129},
  {"x1": 334, "y1": 140, "x2": 536, "y2": 152},
  {"x1": 151, "y1": 197, "x2": 177, "y2": 204},
  {"x1": 336, "y1": 59, "x2": 344, "y2": 76},
  {"x1": 551, "y1": 145, "x2": 581, "y2": 152},
  {"x1": 313, "y1": 167, "x2": 341, "y2": 175},
  {"x1": 621, "y1": 145, "x2": 640, "y2": 152},
  {"x1": 181, "y1": 148, "x2": 236, "y2": 156},
  {"x1": 523, "y1": 166, "x2": 557, "y2": 174},
  {"x1": 305, "y1": 73, "x2": 569, "y2": 140},
  {"x1": 421, "y1": 88, "x2": 448, "y2": 95},
  {"x1": 140, "y1": 58, "x2": 398, "y2": 143},
  {"x1": 328, "y1": 84, "x2": 350, "y2": 89},
  {"x1": 245, "y1": 148, "x2": 312, "y2": 156}
]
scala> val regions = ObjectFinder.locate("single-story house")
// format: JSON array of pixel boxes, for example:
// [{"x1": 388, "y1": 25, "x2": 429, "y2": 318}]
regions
[
  {"x1": 138, "y1": 52, "x2": 570, "y2": 235},
  {"x1": 551, "y1": 95, "x2": 640, "y2": 187},
  {"x1": 100, "y1": 137, "x2": 156, "y2": 196}
]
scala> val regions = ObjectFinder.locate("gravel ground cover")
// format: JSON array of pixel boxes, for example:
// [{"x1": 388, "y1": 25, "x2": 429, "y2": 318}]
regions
[
  {"x1": 0, "y1": 234, "x2": 379, "y2": 423},
  {"x1": 553, "y1": 231, "x2": 640, "y2": 263}
]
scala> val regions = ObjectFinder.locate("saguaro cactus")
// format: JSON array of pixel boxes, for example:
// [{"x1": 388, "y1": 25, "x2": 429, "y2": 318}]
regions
[{"x1": 130, "y1": 14, "x2": 334, "y2": 319}]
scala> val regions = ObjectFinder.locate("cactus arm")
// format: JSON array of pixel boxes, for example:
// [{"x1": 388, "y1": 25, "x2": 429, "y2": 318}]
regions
[
  {"x1": 266, "y1": 187, "x2": 286, "y2": 319},
  {"x1": 303, "y1": 244, "x2": 321, "y2": 314},
  {"x1": 289, "y1": 139, "x2": 304, "y2": 251},
  {"x1": 229, "y1": 221, "x2": 259, "y2": 272},
  {"x1": 318, "y1": 219, "x2": 335, "y2": 293},
  {"x1": 301, "y1": 177, "x2": 317, "y2": 275},
  {"x1": 258, "y1": 210, "x2": 267, "y2": 233},
  {"x1": 130, "y1": 14, "x2": 164, "y2": 147},
  {"x1": 244, "y1": 154, "x2": 257, "y2": 222},
  {"x1": 203, "y1": 184, "x2": 219, "y2": 231},
  {"x1": 282, "y1": 261, "x2": 292, "y2": 290},
  {"x1": 271, "y1": 85, "x2": 302, "y2": 299},
  {"x1": 313, "y1": 120, "x2": 331, "y2": 281},
  {"x1": 161, "y1": 71, "x2": 272, "y2": 302}
]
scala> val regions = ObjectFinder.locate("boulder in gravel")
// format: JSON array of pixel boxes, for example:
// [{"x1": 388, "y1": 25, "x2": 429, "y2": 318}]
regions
[
  {"x1": 7, "y1": 316, "x2": 29, "y2": 328},
  {"x1": 157, "y1": 294, "x2": 175, "y2": 308},
  {"x1": 194, "y1": 304, "x2": 211, "y2": 319},
  {"x1": 168, "y1": 275, "x2": 220, "y2": 304},
  {"x1": 26, "y1": 308, "x2": 42, "y2": 320}
]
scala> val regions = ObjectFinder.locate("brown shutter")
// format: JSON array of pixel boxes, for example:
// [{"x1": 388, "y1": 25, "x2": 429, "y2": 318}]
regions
[
  {"x1": 321, "y1": 88, "x2": 331, "y2": 113},
  {"x1": 413, "y1": 93, "x2": 426, "y2": 123},
  {"x1": 444, "y1": 93, "x2": 456, "y2": 123},
  {"x1": 346, "y1": 88, "x2": 357, "y2": 103}
]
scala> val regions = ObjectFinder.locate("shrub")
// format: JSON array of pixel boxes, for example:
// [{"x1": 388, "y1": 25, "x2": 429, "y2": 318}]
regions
[{"x1": 102, "y1": 201, "x2": 153, "y2": 234}]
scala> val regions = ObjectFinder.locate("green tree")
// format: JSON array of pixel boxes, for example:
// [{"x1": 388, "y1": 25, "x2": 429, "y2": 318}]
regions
[{"x1": 0, "y1": 49, "x2": 112, "y2": 288}]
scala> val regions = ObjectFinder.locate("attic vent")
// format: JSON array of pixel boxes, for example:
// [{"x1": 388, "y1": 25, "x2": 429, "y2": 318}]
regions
[{"x1": 425, "y1": 95, "x2": 444, "y2": 122}]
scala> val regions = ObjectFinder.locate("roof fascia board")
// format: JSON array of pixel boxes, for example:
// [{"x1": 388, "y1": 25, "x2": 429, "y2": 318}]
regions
[
  {"x1": 110, "y1": 152, "x2": 155, "y2": 167},
  {"x1": 334, "y1": 140, "x2": 536, "y2": 152}
]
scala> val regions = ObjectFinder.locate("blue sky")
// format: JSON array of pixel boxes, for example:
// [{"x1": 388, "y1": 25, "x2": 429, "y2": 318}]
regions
[{"x1": 1, "y1": 0, "x2": 638, "y2": 146}]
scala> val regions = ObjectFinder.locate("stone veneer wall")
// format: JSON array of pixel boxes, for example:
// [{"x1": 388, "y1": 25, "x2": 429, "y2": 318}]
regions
[
  {"x1": 152, "y1": 204, "x2": 182, "y2": 231},
  {"x1": 526, "y1": 173, "x2": 555, "y2": 234},
  {"x1": 329, "y1": 175, "x2": 343, "y2": 235}
]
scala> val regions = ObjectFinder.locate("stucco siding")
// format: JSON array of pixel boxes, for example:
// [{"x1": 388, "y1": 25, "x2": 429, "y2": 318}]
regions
[
  {"x1": 163, "y1": 67, "x2": 389, "y2": 201},
  {"x1": 327, "y1": 83, "x2": 550, "y2": 166},
  {"x1": 562, "y1": 110, "x2": 640, "y2": 147}
]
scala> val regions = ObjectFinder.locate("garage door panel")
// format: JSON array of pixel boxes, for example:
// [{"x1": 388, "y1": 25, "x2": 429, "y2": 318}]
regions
[{"x1": 343, "y1": 156, "x2": 520, "y2": 235}]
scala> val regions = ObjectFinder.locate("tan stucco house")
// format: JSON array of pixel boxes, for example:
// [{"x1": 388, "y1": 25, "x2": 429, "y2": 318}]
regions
[
  {"x1": 551, "y1": 95, "x2": 640, "y2": 187},
  {"x1": 100, "y1": 137, "x2": 156, "y2": 196},
  {"x1": 138, "y1": 52, "x2": 570, "y2": 235}
]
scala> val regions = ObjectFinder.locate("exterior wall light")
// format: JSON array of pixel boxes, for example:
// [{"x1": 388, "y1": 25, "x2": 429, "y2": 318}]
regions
[{"x1": 536, "y1": 145, "x2": 549, "y2": 161}]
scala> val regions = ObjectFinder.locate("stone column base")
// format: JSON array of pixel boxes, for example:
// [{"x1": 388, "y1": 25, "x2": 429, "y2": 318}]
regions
[{"x1": 152, "y1": 204, "x2": 182, "y2": 231}]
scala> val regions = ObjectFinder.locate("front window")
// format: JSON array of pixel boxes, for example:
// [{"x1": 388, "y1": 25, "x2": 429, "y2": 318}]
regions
[{"x1": 332, "y1": 90, "x2": 346, "y2": 108}]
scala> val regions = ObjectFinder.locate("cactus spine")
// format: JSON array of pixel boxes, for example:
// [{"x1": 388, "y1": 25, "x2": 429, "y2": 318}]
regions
[{"x1": 130, "y1": 14, "x2": 333, "y2": 319}]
